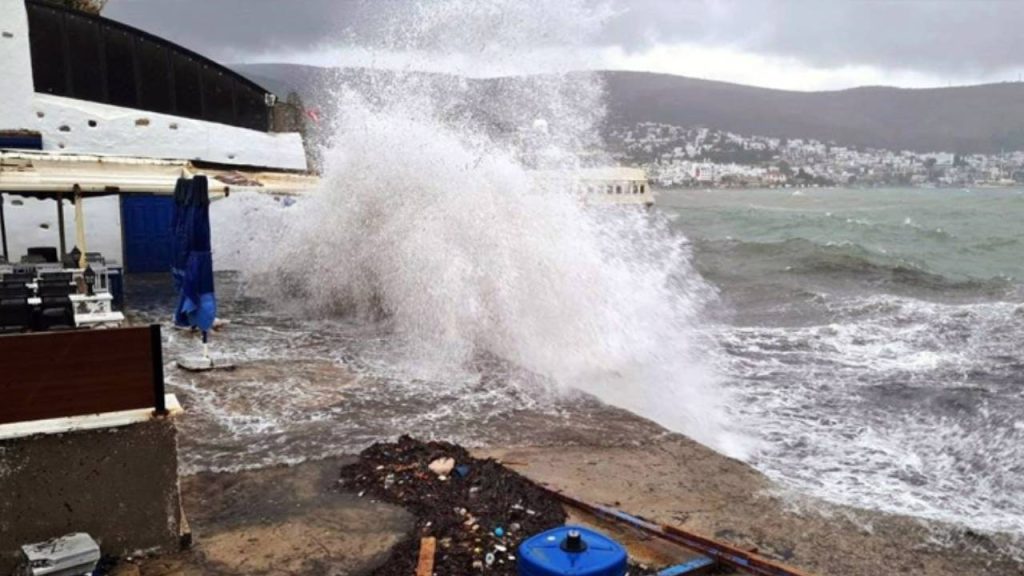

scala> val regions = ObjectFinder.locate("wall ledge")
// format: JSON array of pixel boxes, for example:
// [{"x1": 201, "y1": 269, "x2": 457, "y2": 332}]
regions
[{"x1": 0, "y1": 393, "x2": 182, "y2": 441}]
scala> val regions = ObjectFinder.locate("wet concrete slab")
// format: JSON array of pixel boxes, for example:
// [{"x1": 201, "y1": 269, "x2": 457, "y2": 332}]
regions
[
  {"x1": 477, "y1": 439, "x2": 1024, "y2": 576},
  {"x1": 118, "y1": 457, "x2": 412, "y2": 576}
]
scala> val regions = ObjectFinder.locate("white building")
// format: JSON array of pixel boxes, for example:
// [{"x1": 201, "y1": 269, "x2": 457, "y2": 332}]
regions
[{"x1": 1, "y1": 0, "x2": 315, "y2": 270}]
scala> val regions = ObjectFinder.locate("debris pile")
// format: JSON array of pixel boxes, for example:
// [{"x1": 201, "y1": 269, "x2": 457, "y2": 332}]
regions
[{"x1": 338, "y1": 436, "x2": 567, "y2": 575}]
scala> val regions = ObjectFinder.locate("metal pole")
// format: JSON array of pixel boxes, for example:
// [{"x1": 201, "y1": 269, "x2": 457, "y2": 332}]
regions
[
  {"x1": 540, "y1": 487, "x2": 813, "y2": 576},
  {"x1": 56, "y1": 192, "x2": 67, "y2": 258},
  {"x1": 0, "y1": 193, "x2": 8, "y2": 262}
]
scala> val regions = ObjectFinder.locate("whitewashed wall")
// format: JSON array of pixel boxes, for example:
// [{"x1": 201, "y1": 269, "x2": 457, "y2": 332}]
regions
[
  {"x1": 0, "y1": 0, "x2": 307, "y2": 171},
  {"x1": 33, "y1": 95, "x2": 308, "y2": 171},
  {"x1": 2, "y1": 193, "x2": 299, "y2": 272},
  {"x1": 0, "y1": 0, "x2": 36, "y2": 132},
  {"x1": 2, "y1": 194, "x2": 123, "y2": 264}
]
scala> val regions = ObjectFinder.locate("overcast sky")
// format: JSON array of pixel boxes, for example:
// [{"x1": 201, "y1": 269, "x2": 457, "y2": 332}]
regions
[{"x1": 104, "y1": 0, "x2": 1024, "y2": 91}]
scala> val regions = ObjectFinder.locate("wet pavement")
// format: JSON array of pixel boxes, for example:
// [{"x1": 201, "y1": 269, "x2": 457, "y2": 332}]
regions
[{"x1": 125, "y1": 272, "x2": 669, "y2": 474}]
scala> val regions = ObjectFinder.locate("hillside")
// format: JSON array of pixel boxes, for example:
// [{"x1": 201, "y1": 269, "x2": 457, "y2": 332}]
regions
[
  {"x1": 234, "y1": 63, "x2": 1024, "y2": 155},
  {"x1": 602, "y1": 71, "x2": 1024, "y2": 154}
]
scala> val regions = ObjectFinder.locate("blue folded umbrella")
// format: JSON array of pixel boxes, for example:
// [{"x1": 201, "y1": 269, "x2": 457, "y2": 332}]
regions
[{"x1": 172, "y1": 176, "x2": 216, "y2": 334}]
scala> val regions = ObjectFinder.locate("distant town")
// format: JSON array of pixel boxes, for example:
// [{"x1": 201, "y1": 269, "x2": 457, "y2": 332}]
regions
[{"x1": 608, "y1": 122, "x2": 1024, "y2": 188}]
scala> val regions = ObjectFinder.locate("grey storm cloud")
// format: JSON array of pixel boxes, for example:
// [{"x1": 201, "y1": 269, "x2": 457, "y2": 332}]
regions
[
  {"x1": 103, "y1": 0, "x2": 395, "y2": 59},
  {"x1": 104, "y1": 0, "x2": 1024, "y2": 75},
  {"x1": 604, "y1": 0, "x2": 1024, "y2": 75}
]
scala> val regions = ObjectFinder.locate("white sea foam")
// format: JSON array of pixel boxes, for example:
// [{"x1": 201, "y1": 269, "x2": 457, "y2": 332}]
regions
[
  {"x1": 217, "y1": 0, "x2": 747, "y2": 457},
  {"x1": 718, "y1": 295, "x2": 1024, "y2": 537}
]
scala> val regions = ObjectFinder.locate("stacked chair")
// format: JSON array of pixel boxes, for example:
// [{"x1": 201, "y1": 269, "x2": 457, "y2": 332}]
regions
[
  {"x1": 0, "y1": 268, "x2": 77, "y2": 333},
  {"x1": 0, "y1": 273, "x2": 34, "y2": 334},
  {"x1": 26, "y1": 246, "x2": 59, "y2": 263},
  {"x1": 36, "y1": 273, "x2": 76, "y2": 331}
]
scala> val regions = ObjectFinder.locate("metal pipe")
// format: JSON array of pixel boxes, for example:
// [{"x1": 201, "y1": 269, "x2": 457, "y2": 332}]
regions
[
  {"x1": 540, "y1": 486, "x2": 814, "y2": 576},
  {"x1": 0, "y1": 193, "x2": 8, "y2": 262},
  {"x1": 56, "y1": 192, "x2": 67, "y2": 258}
]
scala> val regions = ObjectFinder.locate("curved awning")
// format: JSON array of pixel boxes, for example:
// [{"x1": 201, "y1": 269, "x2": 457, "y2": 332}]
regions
[{"x1": 0, "y1": 150, "x2": 320, "y2": 198}]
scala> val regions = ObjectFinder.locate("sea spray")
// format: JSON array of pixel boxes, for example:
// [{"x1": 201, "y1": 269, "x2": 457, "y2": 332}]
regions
[{"x1": 221, "y1": 0, "x2": 749, "y2": 456}]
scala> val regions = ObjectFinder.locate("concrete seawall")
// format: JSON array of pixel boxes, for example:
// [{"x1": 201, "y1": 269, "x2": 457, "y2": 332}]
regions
[{"x1": 0, "y1": 419, "x2": 183, "y2": 573}]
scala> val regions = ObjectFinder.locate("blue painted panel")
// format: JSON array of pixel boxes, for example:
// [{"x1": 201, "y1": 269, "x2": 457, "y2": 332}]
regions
[
  {"x1": 656, "y1": 557, "x2": 715, "y2": 575},
  {"x1": 121, "y1": 195, "x2": 175, "y2": 273}
]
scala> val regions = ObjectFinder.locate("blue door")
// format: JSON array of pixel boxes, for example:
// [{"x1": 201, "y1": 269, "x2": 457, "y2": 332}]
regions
[{"x1": 121, "y1": 195, "x2": 175, "y2": 273}]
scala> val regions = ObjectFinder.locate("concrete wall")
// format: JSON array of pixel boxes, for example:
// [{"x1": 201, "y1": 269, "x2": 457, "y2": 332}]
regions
[
  {"x1": 0, "y1": 419, "x2": 184, "y2": 573},
  {"x1": 0, "y1": 0, "x2": 36, "y2": 132}
]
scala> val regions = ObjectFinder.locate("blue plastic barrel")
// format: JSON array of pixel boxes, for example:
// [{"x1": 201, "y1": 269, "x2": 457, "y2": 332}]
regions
[{"x1": 517, "y1": 526, "x2": 627, "y2": 576}]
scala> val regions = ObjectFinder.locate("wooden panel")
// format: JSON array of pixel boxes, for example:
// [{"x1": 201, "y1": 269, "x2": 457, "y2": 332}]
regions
[{"x1": 0, "y1": 326, "x2": 159, "y2": 424}]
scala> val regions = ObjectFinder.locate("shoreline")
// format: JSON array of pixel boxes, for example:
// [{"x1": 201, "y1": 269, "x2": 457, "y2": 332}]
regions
[
  {"x1": 117, "y1": 430, "x2": 1023, "y2": 576},
  {"x1": 653, "y1": 183, "x2": 1024, "y2": 191},
  {"x1": 476, "y1": 436, "x2": 1024, "y2": 576}
]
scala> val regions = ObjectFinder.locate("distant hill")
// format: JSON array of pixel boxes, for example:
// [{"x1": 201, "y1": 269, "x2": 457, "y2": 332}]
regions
[
  {"x1": 602, "y1": 71, "x2": 1024, "y2": 154},
  {"x1": 234, "y1": 63, "x2": 1024, "y2": 154}
]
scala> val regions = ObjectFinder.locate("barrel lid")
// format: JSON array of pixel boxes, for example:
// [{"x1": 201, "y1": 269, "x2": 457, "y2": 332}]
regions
[{"x1": 517, "y1": 525, "x2": 627, "y2": 576}]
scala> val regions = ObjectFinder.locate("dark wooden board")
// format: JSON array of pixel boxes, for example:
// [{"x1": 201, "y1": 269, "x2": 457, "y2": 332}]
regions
[{"x1": 0, "y1": 326, "x2": 160, "y2": 424}]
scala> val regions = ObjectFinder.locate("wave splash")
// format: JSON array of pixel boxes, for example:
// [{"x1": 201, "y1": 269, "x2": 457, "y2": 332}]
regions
[{"x1": 224, "y1": 0, "x2": 748, "y2": 456}]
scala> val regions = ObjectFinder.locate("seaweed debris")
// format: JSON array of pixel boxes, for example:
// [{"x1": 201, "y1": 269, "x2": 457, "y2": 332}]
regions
[{"x1": 338, "y1": 436, "x2": 566, "y2": 575}]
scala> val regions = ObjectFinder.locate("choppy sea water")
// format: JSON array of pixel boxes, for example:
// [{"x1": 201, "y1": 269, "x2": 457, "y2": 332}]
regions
[{"x1": 662, "y1": 187, "x2": 1024, "y2": 537}]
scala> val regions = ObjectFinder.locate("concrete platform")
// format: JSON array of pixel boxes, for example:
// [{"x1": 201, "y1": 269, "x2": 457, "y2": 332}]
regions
[{"x1": 118, "y1": 457, "x2": 412, "y2": 576}]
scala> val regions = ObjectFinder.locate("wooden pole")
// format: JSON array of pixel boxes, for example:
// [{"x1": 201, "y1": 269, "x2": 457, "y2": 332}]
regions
[
  {"x1": 540, "y1": 487, "x2": 814, "y2": 576},
  {"x1": 74, "y1": 187, "x2": 87, "y2": 268},
  {"x1": 415, "y1": 537, "x2": 436, "y2": 576}
]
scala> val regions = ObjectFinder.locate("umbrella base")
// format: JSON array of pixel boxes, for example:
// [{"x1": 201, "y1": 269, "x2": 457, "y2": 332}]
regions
[
  {"x1": 177, "y1": 356, "x2": 237, "y2": 372},
  {"x1": 171, "y1": 318, "x2": 231, "y2": 332}
]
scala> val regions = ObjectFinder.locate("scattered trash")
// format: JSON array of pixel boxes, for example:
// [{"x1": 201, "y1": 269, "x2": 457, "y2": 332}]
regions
[
  {"x1": 338, "y1": 436, "x2": 566, "y2": 575},
  {"x1": 428, "y1": 457, "x2": 456, "y2": 476},
  {"x1": 494, "y1": 526, "x2": 505, "y2": 537},
  {"x1": 18, "y1": 532, "x2": 100, "y2": 576},
  {"x1": 454, "y1": 464, "x2": 471, "y2": 478}
]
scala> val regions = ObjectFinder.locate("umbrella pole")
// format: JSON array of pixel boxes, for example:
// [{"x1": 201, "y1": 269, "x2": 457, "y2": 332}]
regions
[
  {"x1": 56, "y1": 193, "x2": 67, "y2": 258},
  {"x1": 0, "y1": 193, "x2": 8, "y2": 262}
]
